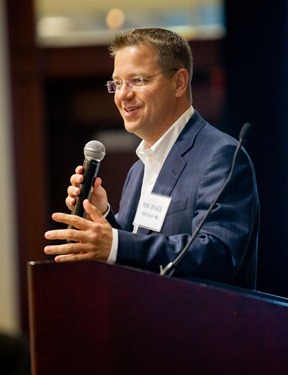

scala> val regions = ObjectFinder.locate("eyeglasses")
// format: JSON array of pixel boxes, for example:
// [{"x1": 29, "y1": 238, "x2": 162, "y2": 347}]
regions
[{"x1": 106, "y1": 69, "x2": 178, "y2": 94}]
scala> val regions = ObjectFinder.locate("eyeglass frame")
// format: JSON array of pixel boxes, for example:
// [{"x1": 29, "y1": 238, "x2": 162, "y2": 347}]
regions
[{"x1": 105, "y1": 68, "x2": 179, "y2": 93}]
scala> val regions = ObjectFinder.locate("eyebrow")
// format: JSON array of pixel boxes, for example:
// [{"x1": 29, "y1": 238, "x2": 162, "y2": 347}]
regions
[{"x1": 112, "y1": 73, "x2": 148, "y2": 80}]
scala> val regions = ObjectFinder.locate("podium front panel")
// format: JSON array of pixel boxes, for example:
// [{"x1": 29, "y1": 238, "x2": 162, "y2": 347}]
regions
[{"x1": 28, "y1": 260, "x2": 288, "y2": 375}]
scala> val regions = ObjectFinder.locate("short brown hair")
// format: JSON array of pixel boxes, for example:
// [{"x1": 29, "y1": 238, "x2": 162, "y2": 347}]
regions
[{"x1": 109, "y1": 28, "x2": 193, "y2": 83}]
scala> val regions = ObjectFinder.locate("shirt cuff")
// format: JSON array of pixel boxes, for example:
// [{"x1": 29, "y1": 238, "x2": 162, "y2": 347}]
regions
[
  {"x1": 102, "y1": 202, "x2": 110, "y2": 217},
  {"x1": 107, "y1": 228, "x2": 118, "y2": 264}
]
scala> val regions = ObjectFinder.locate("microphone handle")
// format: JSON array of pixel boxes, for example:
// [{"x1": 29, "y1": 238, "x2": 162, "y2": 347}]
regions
[
  {"x1": 160, "y1": 137, "x2": 246, "y2": 277},
  {"x1": 72, "y1": 158, "x2": 100, "y2": 218}
]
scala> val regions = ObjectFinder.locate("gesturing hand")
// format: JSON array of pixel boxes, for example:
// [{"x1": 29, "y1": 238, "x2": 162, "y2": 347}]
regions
[{"x1": 44, "y1": 200, "x2": 112, "y2": 262}]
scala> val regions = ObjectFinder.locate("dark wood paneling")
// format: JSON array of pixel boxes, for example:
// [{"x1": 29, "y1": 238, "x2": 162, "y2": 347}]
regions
[
  {"x1": 39, "y1": 45, "x2": 114, "y2": 78},
  {"x1": 5, "y1": 0, "x2": 47, "y2": 334}
]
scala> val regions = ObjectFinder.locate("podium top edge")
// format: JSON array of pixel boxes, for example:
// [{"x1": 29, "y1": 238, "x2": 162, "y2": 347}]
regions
[{"x1": 27, "y1": 260, "x2": 288, "y2": 307}]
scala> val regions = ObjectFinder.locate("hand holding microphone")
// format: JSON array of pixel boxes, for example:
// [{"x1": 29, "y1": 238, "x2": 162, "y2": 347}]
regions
[{"x1": 66, "y1": 140, "x2": 107, "y2": 217}]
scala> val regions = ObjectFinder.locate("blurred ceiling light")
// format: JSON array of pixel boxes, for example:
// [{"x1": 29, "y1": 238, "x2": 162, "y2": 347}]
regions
[
  {"x1": 37, "y1": 16, "x2": 75, "y2": 37},
  {"x1": 106, "y1": 8, "x2": 125, "y2": 30}
]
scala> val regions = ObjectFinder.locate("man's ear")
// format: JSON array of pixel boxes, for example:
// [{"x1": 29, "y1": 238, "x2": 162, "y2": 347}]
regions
[{"x1": 175, "y1": 69, "x2": 189, "y2": 97}]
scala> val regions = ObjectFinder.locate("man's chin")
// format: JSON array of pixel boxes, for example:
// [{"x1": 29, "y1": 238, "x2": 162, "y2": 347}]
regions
[{"x1": 123, "y1": 122, "x2": 139, "y2": 135}]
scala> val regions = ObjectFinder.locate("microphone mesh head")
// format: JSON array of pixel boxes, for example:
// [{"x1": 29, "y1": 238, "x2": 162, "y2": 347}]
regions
[
  {"x1": 239, "y1": 122, "x2": 253, "y2": 143},
  {"x1": 84, "y1": 140, "x2": 106, "y2": 161}
]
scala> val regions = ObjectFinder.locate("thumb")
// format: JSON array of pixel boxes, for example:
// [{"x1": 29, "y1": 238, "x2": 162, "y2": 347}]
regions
[{"x1": 83, "y1": 199, "x2": 103, "y2": 222}]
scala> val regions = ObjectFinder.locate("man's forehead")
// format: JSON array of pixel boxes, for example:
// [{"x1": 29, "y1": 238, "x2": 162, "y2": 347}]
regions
[{"x1": 113, "y1": 46, "x2": 158, "y2": 74}]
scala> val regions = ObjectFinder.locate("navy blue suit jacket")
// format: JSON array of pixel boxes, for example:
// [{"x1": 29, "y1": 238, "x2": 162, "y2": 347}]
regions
[{"x1": 107, "y1": 111, "x2": 260, "y2": 289}]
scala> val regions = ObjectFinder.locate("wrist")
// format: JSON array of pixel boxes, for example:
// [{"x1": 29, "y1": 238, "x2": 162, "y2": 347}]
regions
[{"x1": 102, "y1": 203, "x2": 110, "y2": 217}]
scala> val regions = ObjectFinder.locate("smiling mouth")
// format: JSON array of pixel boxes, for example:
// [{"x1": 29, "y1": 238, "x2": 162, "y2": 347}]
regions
[{"x1": 125, "y1": 106, "x2": 140, "y2": 113}]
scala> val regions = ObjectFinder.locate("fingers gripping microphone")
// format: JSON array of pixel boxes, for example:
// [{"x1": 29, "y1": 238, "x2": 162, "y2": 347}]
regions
[
  {"x1": 72, "y1": 140, "x2": 106, "y2": 218},
  {"x1": 160, "y1": 123, "x2": 253, "y2": 277}
]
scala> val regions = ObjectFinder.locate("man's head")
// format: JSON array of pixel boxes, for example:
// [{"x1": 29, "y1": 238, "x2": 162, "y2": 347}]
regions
[{"x1": 107, "y1": 28, "x2": 193, "y2": 146}]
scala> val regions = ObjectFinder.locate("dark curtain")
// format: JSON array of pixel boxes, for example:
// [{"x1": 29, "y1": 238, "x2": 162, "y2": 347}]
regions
[{"x1": 224, "y1": 0, "x2": 288, "y2": 296}]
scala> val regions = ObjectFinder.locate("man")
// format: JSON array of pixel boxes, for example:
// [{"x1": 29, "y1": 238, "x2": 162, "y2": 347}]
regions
[{"x1": 44, "y1": 28, "x2": 260, "y2": 289}]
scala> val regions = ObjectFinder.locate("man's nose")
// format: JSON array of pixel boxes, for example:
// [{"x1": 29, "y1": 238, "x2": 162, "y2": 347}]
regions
[{"x1": 117, "y1": 82, "x2": 134, "y2": 98}]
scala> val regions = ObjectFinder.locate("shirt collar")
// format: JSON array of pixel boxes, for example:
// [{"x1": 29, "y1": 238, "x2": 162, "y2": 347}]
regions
[{"x1": 136, "y1": 105, "x2": 194, "y2": 167}]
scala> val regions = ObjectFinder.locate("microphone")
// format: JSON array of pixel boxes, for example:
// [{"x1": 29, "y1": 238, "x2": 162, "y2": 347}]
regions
[
  {"x1": 71, "y1": 140, "x2": 106, "y2": 218},
  {"x1": 239, "y1": 122, "x2": 253, "y2": 144},
  {"x1": 160, "y1": 123, "x2": 253, "y2": 277}
]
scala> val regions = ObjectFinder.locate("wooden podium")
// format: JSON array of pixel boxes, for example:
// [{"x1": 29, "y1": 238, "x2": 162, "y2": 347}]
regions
[{"x1": 27, "y1": 260, "x2": 288, "y2": 375}]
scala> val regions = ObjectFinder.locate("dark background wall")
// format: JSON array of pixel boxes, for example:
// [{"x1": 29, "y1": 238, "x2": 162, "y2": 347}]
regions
[{"x1": 224, "y1": 1, "x2": 288, "y2": 296}]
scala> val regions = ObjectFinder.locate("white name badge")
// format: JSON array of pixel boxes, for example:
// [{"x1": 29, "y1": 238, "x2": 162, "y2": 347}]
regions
[{"x1": 133, "y1": 192, "x2": 172, "y2": 232}]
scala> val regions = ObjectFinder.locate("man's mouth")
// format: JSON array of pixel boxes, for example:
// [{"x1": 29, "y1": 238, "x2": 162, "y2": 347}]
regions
[{"x1": 125, "y1": 106, "x2": 139, "y2": 113}]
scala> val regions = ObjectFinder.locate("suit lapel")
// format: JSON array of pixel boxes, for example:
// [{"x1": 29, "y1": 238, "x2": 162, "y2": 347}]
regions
[
  {"x1": 153, "y1": 112, "x2": 205, "y2": 196},
  {"x1": 135, "y1": 111, "x2": 206, "y2": 234},
  {"x1": 118, "y1": 161, "x2": 144, "y2": 231}
]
